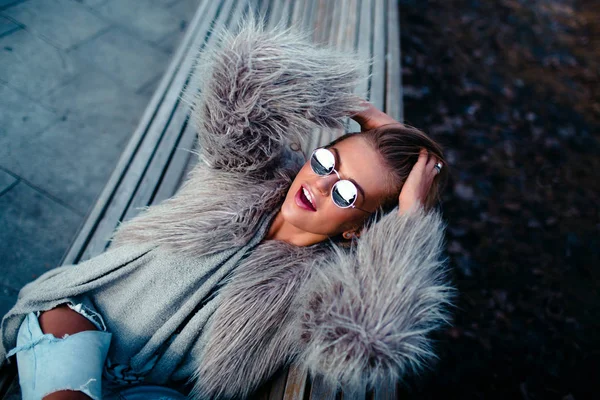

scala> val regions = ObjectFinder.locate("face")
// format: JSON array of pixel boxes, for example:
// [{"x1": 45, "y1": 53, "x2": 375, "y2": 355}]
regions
[{"x1": 280, "y1": 135, "x2": 392, "y2": 238}]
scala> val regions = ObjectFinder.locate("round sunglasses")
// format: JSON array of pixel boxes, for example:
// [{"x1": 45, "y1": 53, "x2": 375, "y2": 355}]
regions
[{"x1": 310, "y1": 148, "x2": 372, "y2": 213}]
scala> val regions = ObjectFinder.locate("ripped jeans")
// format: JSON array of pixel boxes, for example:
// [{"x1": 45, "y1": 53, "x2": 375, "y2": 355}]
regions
[{"x1": 7, "y1": 304, "x2": 186, "y2": 400}]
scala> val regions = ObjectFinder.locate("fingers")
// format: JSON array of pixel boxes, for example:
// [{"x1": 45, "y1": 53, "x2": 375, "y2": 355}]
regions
[{"x1": 420, "y1": 148, "x2": 443, "y2": 176}]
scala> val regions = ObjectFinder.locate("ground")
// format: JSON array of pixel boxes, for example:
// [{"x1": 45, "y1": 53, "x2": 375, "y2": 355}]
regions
[
  {"x1": 0, "y1": 0, "x2": 201, "y2": 317},
  {"x1": 398, "y1": 0, "x2": 599, "y2": 398}
]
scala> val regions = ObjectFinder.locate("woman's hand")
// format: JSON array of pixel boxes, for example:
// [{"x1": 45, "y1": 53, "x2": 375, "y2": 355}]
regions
[
  {"x1": 398, "y1": 149, "x2": 442, "y2": 215},
  {"x1": 350, "y1": 99, "x2": 401, "y2": 131}
]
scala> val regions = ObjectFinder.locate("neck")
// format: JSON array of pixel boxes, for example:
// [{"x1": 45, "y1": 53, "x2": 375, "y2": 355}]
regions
[{"x1": 264, "y1": 210, "x2": 328, "y2": 247}]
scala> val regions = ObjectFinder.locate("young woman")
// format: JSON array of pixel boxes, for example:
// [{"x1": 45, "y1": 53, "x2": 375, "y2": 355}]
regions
[{"x1": 1, "y1": 20, "x2": 452, "y2": 400}]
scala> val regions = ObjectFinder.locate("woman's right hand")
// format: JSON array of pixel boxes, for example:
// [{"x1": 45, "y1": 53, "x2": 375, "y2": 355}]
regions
[
  {"x1": 398, "y1": 149, "x2": 442, "y2": 215},
  {"x1": 350, "y1": 99, "x2": 401, "y2": 131}
]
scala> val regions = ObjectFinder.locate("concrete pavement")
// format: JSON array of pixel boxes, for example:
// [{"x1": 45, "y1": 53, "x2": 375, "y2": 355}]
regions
[{"x1": 0, "y1": 0, "x2": 202, "y2": 316}]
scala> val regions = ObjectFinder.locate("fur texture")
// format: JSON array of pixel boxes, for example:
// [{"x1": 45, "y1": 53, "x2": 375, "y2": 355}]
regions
[
  {"x1": 110, "y1": 164, "x2": 297, "y2": 257},
  {"x1": 107, "y1": 17, "x2": 453, "y2": 398},
  {"x1": 296, "y1": 206, "x2": 454, "y2": 391},
  {"x1": 190, "y1": 240, "x2": 330, "y2": 399},
  {"x1": 183, "y1": 16, "x2": 366, "y2": 176}
]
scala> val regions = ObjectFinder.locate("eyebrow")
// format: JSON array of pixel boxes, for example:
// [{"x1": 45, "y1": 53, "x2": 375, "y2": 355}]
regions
[{"x1": 329, "y1": 147, "x2": 367, "y2": 201}]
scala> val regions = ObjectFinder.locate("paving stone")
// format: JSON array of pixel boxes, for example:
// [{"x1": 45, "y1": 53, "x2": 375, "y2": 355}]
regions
[
  {"x1": 168, "y1": 0, "x2": 201, "y2": 25},
  {"x1": 137, "y1": 74, "x2": 162, "y2": 98},
  {"x1": 0, "y1": 29, "x2": 78, "y2": 97},
  {"x1": 74, "y1": 0, "x2": 108, "y2": 8},
  {"x1": 71, "y1": 27, "x2": 169, "y2": 91},
  {"x1": 156, "y1": 27, "x2": 185, "y2": 55},
  {"x1": 0, "y1": 284, "x2": 19, "y2": 318},
  {"x1": 3, "y1": 0, "x2": 109, "y2": 49},
  {"x1": 0, "y1": 111, "x2": 139, "y2": 214},
  {"x1": 0, "y1": 15, "x2": 19, "y2": 36},
  {"x1": 96, "y1": 0, "x2": 182, "y2": 44},
  {"x1": 0, "y1": 169, "x2": 17, "y2": 194},
  {"x1": 0, "y1": 82, "x2": 57, "y2": 140},
  {"x1": 42, "y1": 70, "x2": 146, "y2": 127},
  {"x1": 0, "y1": 182, "x2": 81, "y2": 290},
  {"x1": 0, "y1": 0, "x2": 24, "y2": 9}
]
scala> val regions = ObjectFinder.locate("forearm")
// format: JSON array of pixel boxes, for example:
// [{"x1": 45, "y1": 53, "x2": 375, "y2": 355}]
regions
[{"x1": 187, "y1": 19, "x2": 365, "y2": 176}]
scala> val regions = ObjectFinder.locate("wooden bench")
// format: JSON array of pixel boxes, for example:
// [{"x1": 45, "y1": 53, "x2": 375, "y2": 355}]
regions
[{"x1": 0, "y1": 0, "x2": 403, "y2": 398}]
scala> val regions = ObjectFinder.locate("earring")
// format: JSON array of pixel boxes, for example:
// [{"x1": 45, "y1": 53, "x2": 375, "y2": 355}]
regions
[{"x1": 343, "y1": 232, "x2": 359, "y2": 240}]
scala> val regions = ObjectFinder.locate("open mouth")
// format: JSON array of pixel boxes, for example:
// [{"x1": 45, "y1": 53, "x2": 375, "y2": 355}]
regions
[{"x1": 295, "y1": 185, "x2": 316, "y2": 211}]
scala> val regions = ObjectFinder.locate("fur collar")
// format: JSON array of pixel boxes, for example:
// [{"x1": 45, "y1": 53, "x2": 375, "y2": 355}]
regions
[{"x1": 110, "y1": 161, "x2": 302, "y2": 257}]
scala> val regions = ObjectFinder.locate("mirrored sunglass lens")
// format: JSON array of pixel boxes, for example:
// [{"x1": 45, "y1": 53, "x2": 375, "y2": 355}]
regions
[
  {"x1": 311, "y1": 148, "x2": 335, "y2": 175},
  {"x1": 332, "y1": 180, "x2": 357, "y2": 208}
]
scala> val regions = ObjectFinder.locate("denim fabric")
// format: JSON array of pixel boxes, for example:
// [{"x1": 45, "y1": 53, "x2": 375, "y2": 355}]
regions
[{"x1": 7, "y1": 312, "x2": 112, "y2": 400}]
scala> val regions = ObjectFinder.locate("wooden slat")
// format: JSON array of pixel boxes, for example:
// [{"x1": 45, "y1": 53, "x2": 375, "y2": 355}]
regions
[
  {"x1": 60, "y1": 0, "x2": 217, "y2": 265},
  {"x1": 0, "y1": 362, "x2": 16, "y2": 400},
  {"x1": 78, "y1": 0, "x2": 237, "y2": 261},
  {"x1": 283, "y1": 365, "x2": 308, "y2": 400},
  {"x1": 0, "y1": 378, "x2": 19, "y2": 400},
  {"x1": 267, "y1": 367, "x2": 290, "y2": 400},
  {"x1": 355, "y1": 0, "x2": 373, "y2": 101},
  {"x1": 281, "y1": 0, "x2": 295, "y2": 28},
  {"x1": 309, "y1": 375, "x2": 337, "y2": 400},
  {"x1": 328, "y1": 0, "x2": 343, "y2": 46},
  {"x1": 385, "y1": 0, "x2": 403, "y2": 122},
  {"x1": 151, "y1": 122, "x2": 196, "y2": 205},
  {"x1": 369, "y1": 0, "x2": 386, "y2": 110},
  {"x1": 312, "y1": 0, "x2": 332, "y2": 45},
  {"x1": 267, "y1": 0, "x2": 284, "y2": 29},
  {"x1": 373, "y1": 381, "x2": 398, "y2": 400},
  {"x1": 343, "y1": 384, "x2": 368, "y2": 400},
  {"x1": 291, "y1": 0, "x2": 315, "y2": 32}
]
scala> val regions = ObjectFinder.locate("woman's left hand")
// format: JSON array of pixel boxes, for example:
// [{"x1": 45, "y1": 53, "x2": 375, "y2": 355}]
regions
[
  {"x1": 398, "y1": 149, "x2": 441, "y2": 214},
  {"x1": 350, "y1": 99, "x2": 401, "y2": 131}
]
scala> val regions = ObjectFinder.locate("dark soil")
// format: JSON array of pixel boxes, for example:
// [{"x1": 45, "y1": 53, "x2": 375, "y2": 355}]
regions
[{"x1": 398, "y1": 0, "x2": 600, "y2": 398}]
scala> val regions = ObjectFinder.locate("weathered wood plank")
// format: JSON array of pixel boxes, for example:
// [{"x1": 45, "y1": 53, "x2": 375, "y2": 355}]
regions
[
  {"x1": 0, "y1": 362, "x2": 16, "y2": 400},
  {"x1": 370, "y1": 0, "x2": 386, "y2": 110},
  {"x1": 151, "y1": 122, "x2": 196, "y2": 205},
  {"x1": 310, "y1": 375, "x2": 337, "y2": 400},
  {"x1": 373, "y1": 380, "x2": 398, "y2": 400},
  {"x1": 267, "y1": 366, "x2": 290, "y2": 400},
  {"x1": 355, "y1": 0, "x2": 373, "y2": 101},
  {"x1": 385, "y1": 0, "x2": 403, "y2": 122},
  {"x1": 267, "y1": 0, "x2": 284, "y2": 29},
  {"x1": 283, "y1": 365, "x2": 309, "y2": 400},
  {"x1": 343, "y1": 384, "x2": 368, "y2": 400}
]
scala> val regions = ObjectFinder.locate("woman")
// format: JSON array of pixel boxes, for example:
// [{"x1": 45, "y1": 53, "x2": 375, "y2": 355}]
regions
[{"x1": 1, "y1": 20, "x2": 452, "y2": 400}]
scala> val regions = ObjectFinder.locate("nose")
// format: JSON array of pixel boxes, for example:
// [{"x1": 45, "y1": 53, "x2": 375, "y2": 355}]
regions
[{"x1": 313, "y1": 173, "x2": 338, "y2": 197}]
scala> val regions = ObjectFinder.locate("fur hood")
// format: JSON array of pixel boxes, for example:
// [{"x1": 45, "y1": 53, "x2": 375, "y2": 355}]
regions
[{"x1": 110, "y1": 18, "x2": 453, "y2": 398}]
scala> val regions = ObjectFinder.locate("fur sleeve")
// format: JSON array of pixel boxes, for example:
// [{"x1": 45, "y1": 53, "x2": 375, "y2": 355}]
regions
[
  {"x1": 296, "y1": 206, "x2": 454, "y2": 391},
  {"x1": 184, "y1": 17, "x2": 366, "y2": 176}
]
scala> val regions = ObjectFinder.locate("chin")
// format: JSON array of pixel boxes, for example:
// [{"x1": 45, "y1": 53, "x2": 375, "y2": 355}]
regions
[{"x1": 280, "y1": 189, "x2": 321, "y2": 234}]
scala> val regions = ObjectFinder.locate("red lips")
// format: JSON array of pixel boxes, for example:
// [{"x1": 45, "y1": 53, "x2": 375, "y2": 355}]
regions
[{"x1": 295, "y1": 185, "x2": 316, "y2": 211}]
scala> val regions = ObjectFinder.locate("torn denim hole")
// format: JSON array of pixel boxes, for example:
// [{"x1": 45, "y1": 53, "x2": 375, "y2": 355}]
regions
[
  {"x1": 66, "y1": 302, "x2": 108, "y2": 332},
  {"x1": 11, "y1": 313, "x2": 111, "y2": 400}
]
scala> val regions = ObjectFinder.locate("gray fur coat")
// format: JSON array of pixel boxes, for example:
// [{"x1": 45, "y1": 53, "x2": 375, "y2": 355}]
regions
[
  {"x1": 2, "y1": 20, "x2": 453, "y2": 399},
  {"x1": 114, "y1": 20, "x2": 453, "y2": 397}
]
